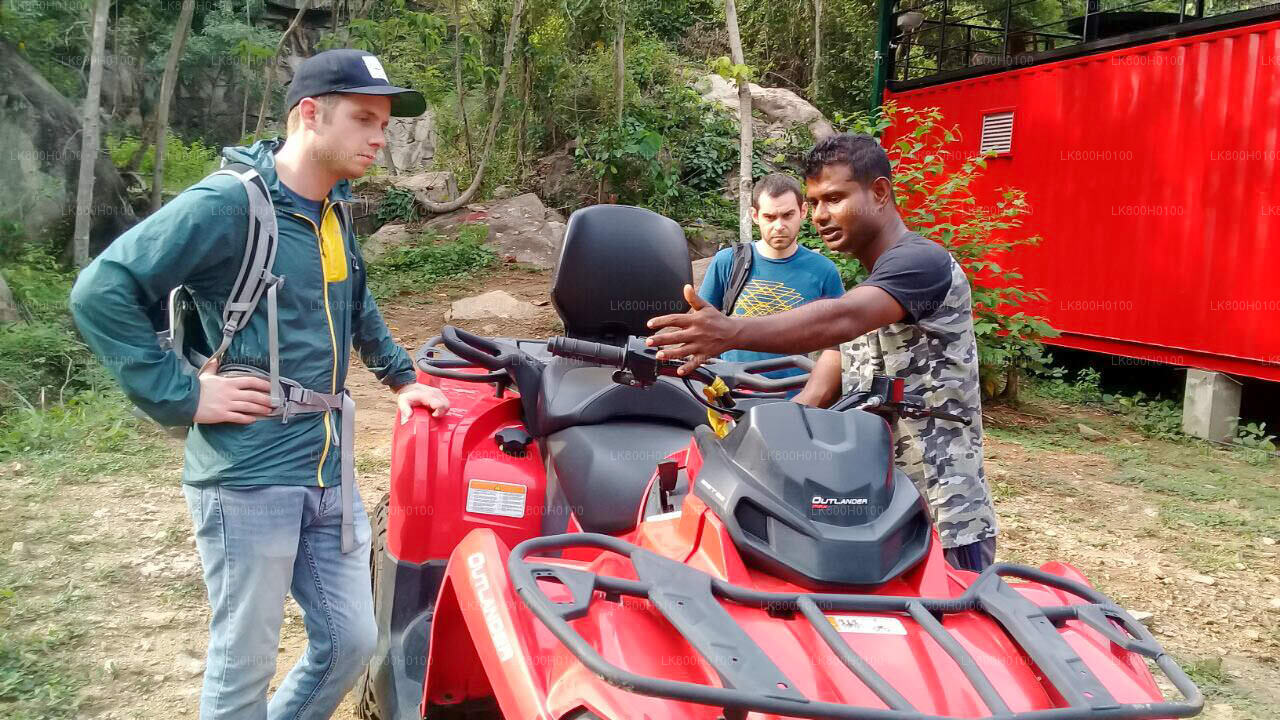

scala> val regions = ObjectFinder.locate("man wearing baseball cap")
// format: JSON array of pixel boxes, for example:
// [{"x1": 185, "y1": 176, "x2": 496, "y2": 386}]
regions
[{"x1": 71, "y1": 50, "x2": 443, "y2": 719}]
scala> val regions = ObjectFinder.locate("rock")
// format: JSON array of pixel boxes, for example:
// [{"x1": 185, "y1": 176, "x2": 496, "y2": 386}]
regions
[
  {"x1": 1129, "y1": 610, "x2": 1154, "y2": 625},
  {"x1": 695, "y1": 74, "x2": 835, "y2": 140},
  {"x1": 426, "y1": 193, "x2": 565, "y2": 269},
  {"x1": 535, "y1": 143, "x2": 592, "y2": 208},
  {"x1": 10, "y1": 462, "x2": 24, "y2": 477},
  {"x1": 103, "y1": 658, "x2": 119, "y2": 678},
  {"x1": 0, "y1": 41, "x2": 135, "y2": 256},
  {"x1": 683, "y1": 223, "x2": 733, "y2": 260},
  {"x1": 491, "y1": 185, "x2": 516, "y2": 200},
  {"x1": 392, "y1": 170, "x2": 458, "y2": 206},
  {"x1": 1077, "y1": 423, "x2": 1106, "y2": 441},
  {"x1": 0, "y1": 275, "x2": 20, "y2": 325},
  {"x1": 1187, "y1": 573, "x2": 1216, "y2": 585},
  {"x1": 446, "y1": 291, "x2": 542, "y2": 322},
  {"x1": 361, "y1": 223, "x2": 417, "y2": 263},
  {"x1": 10, "y1": 541, "x2": 27, "y2": 558},
  {"x1": 1261, "y1": 536, "x2": 1276, "y2": 546},
  {"x1": 380, "y1": 112, "x2": 437, "y2": 173},
  {"x1": 175, "y1": 650, "x2": 205, "y2": 679},
  {"x1": 1268, "y1": 596, "x2": 1280, "y2": 610},
  {"x1": 67, "y1": 534, "x2": 93, "y2": 544}
]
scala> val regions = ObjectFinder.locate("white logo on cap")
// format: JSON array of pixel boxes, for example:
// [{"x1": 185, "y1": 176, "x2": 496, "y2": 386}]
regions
[{"x1": 362, "y1": 56, "x2": 388, "y2": 81}]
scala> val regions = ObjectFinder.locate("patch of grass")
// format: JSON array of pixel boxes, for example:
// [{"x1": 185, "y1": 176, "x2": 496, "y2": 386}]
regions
[
  {"x1": 0, "y1": 561, "x2": 88, "y2": 720},
  {"x1": 0, "y1": 388, "x2": 171, "y2": 481},
  {"x1": 1179, "y1": 657, "x2": 1271, "y2": 720},
  {"x1": 0, "y1": 627, "x2": 86, "y2": 720},
  {"x1": 366, "y1": 231, "x2": 497, "y2": 301}
]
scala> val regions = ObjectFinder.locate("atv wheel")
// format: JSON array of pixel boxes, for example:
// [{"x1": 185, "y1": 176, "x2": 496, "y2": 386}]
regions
[{"x1": 355, "y1": 491, "x2": 390, "y2": 720}]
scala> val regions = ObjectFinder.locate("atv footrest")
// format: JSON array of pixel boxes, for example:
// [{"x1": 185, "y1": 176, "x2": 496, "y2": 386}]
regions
[{"x1": 509, "y1": 533, "x2": 1203, "y2": 720}]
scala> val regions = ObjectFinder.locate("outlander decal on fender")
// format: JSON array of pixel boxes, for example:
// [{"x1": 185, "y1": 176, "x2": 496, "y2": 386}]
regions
[
  {"x1": 811, "y1": 495, "x2": 869, "y2": 510},
  {"x1": 467, "y1": 552, "x2": 514, "y2": 662}
]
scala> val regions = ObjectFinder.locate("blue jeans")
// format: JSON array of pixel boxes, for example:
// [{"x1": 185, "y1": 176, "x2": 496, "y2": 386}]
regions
[
  {"x1": 943, "y1": 536, "x2": 997, "y2": 573},
  {"x1": 183, "y1": 483, "x2": 376, "y2": 720}
]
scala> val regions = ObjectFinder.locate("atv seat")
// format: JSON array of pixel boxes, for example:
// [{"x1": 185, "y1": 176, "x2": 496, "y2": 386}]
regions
[
  {"x1": 546, "y1": 421, "x2": 694, "y2": 535},
  {"x1": 534, "y1": 357, "x2": 708, "y2": 436}
]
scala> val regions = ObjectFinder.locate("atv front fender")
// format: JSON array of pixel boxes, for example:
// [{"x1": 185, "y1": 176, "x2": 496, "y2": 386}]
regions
[{"x1": 424, "y1": 529, "x2": 556, "y2": 720}]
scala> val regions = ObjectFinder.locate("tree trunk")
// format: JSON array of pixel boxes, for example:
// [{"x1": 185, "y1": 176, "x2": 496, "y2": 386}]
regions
[
  {"x1": 515, "y1": 48, "x2": 530, "y2": 174},
  {"x1": 418, "y1": 0, "x2": 527, "y2": 214},
  {"x1": 453, "y1": 0, "x2": 473, "y2": 167},
  {"x1": 72, "y1": 0, "x2": 111, "y2": 268},
  {"x1": 724, "y1": 0, "x2": 753, "y2": 245},
  {"x1": 150, "y1": 0, "x2": 196, "y2": 211},
  {"x1": 240, "y1": 0, "x2": 252, "y2": 139},
  {"x1": 613, "y1": 0, "x2": 625, "y2": 126},
  {"x1": 812, "y1": 0, "x2": 822, "y2": 100},
  {"x1": 254, "y1": 0, "x2": 311, "y2": 141}
]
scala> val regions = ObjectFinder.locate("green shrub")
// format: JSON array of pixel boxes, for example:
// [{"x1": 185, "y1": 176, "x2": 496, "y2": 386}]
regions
[
  {"x1": 366, "y1": 232, "x2": 497, "y2": 300},
  {"x1": 106, "y1": 132, "x2": 220, "y2": 194},
  {"x1": 0, "y1": 249, "x2": 108, "y2": 415},
  {"x1": 376, "y1": 187, "x2": 420, "y2": 224},
  {"x1": 822, "y1": 103, "x2": 1057, "y2": 400}
]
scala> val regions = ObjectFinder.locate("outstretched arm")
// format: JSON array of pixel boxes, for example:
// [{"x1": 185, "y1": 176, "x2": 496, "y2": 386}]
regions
[{"x1": 646, "y1": 284, "x2": 904, "y2": 375}]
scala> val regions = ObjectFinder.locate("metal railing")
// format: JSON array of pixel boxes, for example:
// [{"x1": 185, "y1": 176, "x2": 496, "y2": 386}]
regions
[{"x1": 885, "y1": 0, "x2": 1280, "y2": 85}]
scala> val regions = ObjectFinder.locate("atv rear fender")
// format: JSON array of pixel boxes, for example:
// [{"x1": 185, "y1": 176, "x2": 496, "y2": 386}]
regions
[{"x1": 390, "y1": 372, "x2": 548, "y2": 565}]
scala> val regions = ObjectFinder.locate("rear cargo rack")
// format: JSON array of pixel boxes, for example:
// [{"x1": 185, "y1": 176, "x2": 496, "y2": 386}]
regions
[{"x1": 509, "y1": 533, "x2": 1203, "y2": 720}]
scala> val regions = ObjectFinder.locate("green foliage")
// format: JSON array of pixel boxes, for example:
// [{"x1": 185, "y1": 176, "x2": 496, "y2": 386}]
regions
[
  {"x1": 376, "y1": 187, "x2": 420, "y2": 225},
  {"x1": 0, "y1": 625, "x2": 85, "y2": 720},
  {"x1": 637, "y1": 0, "x2": 718, "y2": 40},
  {"x1": 366, "y1": 232, "x2": 497, "y2": 301},
  {"x1": 1114, "y1": 392, "x2": 1183, "y2": 442},
  {"x1": 711, "y1": 55, "x2": 753, "y2": 84},
  {"x1": 817, "y1": 103, "x2": 1057, "y2": 398},
  {"x1": 1234, "y1": 421, "x2": 1277, "y2": 465},
  {"x1": 0, "y1": 250, "x2": 110, "y2": 416},
  {"x1": 0, "y1": 0, "x2": 91, "y2": 97},
  {"x1": 106, "y1": 132, "x2": 220, "y2": 194}
]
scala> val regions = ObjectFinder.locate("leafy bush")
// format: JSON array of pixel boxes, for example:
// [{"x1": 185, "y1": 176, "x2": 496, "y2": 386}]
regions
[
  {"x1": 106, "y1": 132, "x2": 221, "y2": 194},
  {"x1": 823, "y1": 102, "x2": 1057, "y2": 400},
  {"x1": 376, "y1": 187, "x2": 420, "y2": 224},
  {"x1": 366, "y1": 231, "x2": 497, "y2": 300},
  {"x1": 0, "y1": 249, "x2": 109, "y2": 415}
]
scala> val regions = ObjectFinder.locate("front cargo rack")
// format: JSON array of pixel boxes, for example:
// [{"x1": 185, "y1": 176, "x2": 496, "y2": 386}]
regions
[{"x1": 509, "y1": 533, "x2": 1203, "y2": 720}]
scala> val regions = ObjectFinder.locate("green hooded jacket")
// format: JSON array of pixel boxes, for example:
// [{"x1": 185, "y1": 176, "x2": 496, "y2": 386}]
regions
[{"x1": 70, "y1": 139, "x2": 416, "y2": 488}]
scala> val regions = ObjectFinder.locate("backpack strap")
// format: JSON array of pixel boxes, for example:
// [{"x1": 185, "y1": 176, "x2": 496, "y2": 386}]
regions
[
  {"x1": 198, "y1": 161, "x2": 284, "y2": 404},
  {"x1": 722, "y1": 242, "x2": 754, "y2": 315}
]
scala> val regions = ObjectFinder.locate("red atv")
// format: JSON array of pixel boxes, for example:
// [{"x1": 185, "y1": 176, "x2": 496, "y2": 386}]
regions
[{"x1": 358, "y1": 205, "x2": 1203, "y2": 720}]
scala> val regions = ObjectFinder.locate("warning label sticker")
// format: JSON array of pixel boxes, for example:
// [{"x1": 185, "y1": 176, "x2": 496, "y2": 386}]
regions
[
  {"x1": 465, "y1": 479, "x2": 527, "y2": 518},
  {"x1": 825, "y1": 615, "x2": 907, "y2": 636}
]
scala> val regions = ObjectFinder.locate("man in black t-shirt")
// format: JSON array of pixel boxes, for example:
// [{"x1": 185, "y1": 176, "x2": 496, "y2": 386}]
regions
[{"x1": 646, "y1": 134, "x2": 998, "y2": 571}]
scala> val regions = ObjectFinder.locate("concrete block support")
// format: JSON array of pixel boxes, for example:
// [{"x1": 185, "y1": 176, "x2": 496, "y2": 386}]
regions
[{"x1": 1182, "y1": 369, "x2": 1243, "y2": 442}]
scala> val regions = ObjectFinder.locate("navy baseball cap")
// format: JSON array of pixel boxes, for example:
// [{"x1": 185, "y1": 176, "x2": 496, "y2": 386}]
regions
[{"x1": 285, "y1": 49, "x2": 426, "y2": 117}]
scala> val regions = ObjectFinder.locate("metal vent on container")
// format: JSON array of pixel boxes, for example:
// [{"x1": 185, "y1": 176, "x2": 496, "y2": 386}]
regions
[{"x1": 979, "y1": 111, "x2": 1014, "y2": 155}]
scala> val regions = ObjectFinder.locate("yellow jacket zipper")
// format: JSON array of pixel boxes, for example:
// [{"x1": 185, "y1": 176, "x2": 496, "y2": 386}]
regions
[{"x1": 292, "y1": 203, "x2": 340, "y2": 487}]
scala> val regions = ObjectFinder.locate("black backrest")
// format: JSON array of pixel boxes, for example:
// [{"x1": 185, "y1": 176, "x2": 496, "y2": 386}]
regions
[{"x1": 552, "y1": 205, "x2": 692, "y2": 343}]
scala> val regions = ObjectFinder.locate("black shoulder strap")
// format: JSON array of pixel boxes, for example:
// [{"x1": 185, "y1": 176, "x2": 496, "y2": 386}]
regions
[{"x1": 722, "y1": 242, "x2": 754, "y2": 315}]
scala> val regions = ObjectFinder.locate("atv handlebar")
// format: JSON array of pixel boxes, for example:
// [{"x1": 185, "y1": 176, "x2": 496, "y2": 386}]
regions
[
  {"x1": 544, "y1": 335, "x2": 814, "y2": 395},
  {"x1": 545, "y1": 336, "x2": 625, "y2": 366}
]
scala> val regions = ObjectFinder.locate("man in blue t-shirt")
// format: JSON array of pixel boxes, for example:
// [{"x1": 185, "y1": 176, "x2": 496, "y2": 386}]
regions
[{"x1": 699, "y1": 173, "x2": 844, "y2": 396}]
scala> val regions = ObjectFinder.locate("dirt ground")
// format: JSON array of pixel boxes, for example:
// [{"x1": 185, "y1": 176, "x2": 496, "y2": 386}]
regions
[{"x1": 2, "y1": 266, "x2": 1277, "y2": 719}]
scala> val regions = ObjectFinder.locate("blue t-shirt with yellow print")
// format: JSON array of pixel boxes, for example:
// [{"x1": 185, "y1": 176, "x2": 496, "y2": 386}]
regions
[{"x1": 698, "y1": 243, "x2": 845, "y2": 381}]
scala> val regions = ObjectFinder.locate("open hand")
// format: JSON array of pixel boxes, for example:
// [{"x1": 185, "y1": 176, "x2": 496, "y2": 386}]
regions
[
  {"x1": 193, "y1": 359, "x2": 273, "y2": 425},
  {"x1": 396, "y1": 382, "x2": 450, "y2": 423},
  {"x1": 645, "y1": 285, "x2": 739, "y2": 376}
]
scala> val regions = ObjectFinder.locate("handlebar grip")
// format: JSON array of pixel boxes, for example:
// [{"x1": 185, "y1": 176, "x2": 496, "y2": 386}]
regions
[{"x1": 547, "y1": 336, "x2": 626, "y2": 366}]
